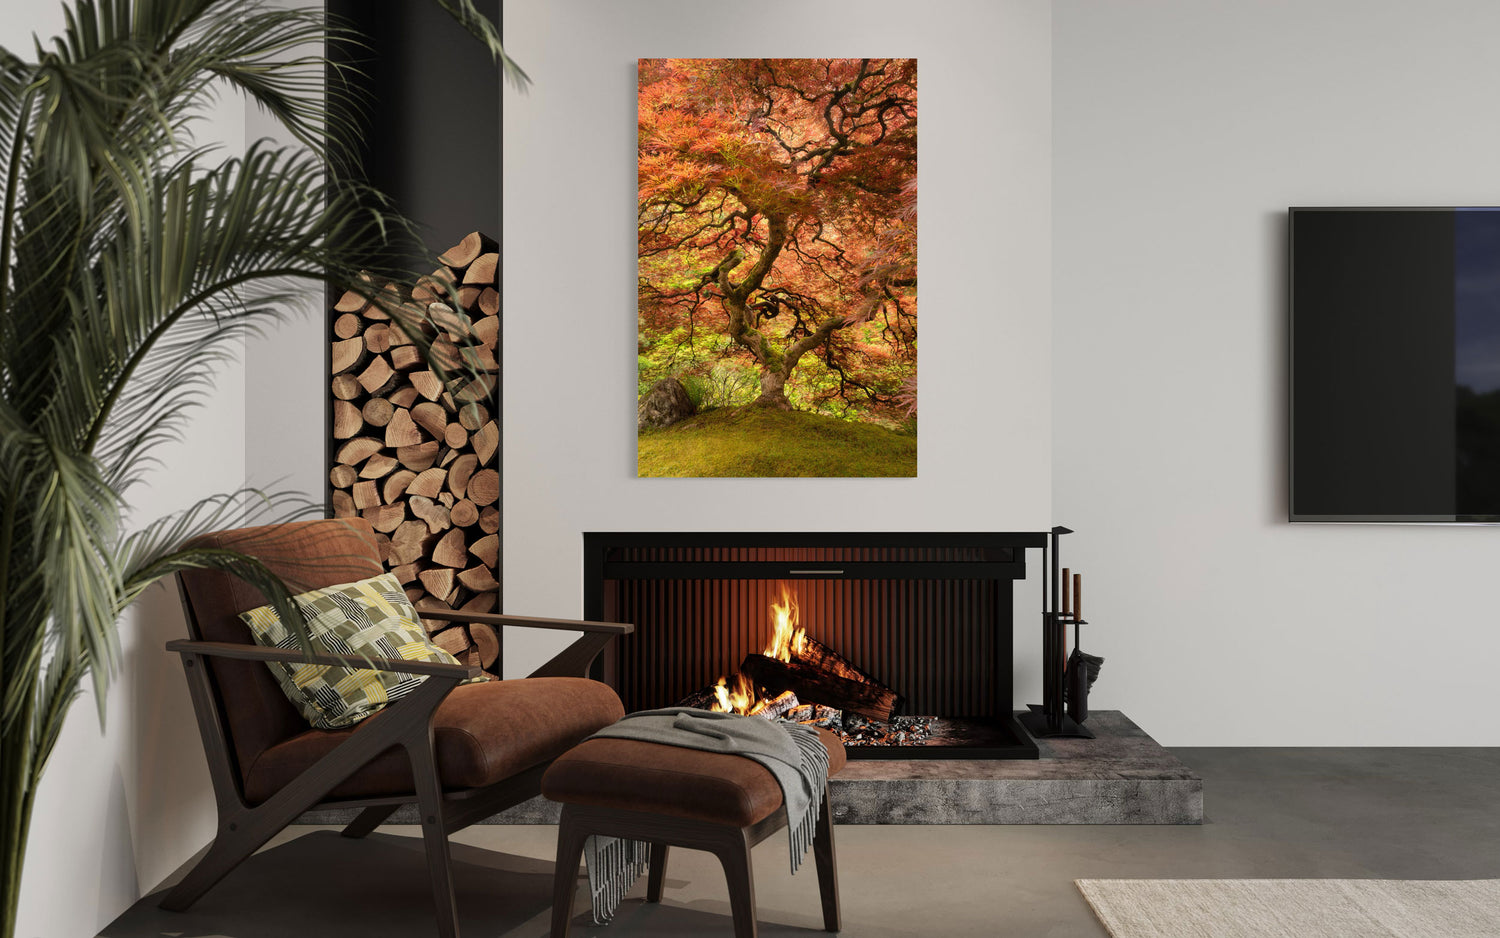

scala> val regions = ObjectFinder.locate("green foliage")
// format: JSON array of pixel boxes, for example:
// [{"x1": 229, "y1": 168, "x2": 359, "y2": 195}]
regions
[
  {"x1": 638, "y1": 407, "x2": 916, "y2": 478},
  {"x1": 638, "y1": 322, "x2": 914, "y2": 425},
  {"x1": 638, "y1": 326, "x2": 761, "y2": 410},
  {"x1": 695, "y1": 364, "x2": 761, "y2": 410},
  {"x1": 0, "y1": 2, "x2": 502, "y2": 932}
]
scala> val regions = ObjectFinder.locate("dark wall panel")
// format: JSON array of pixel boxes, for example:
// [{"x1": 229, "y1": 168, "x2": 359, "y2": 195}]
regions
[{"x1": 328, "y1": 0, "x2": 501, "y2": 268}]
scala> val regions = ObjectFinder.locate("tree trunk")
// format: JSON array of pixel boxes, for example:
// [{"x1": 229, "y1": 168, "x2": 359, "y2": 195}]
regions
[
  {"x1": 753, "y1": 369, "x2": 793, "y2": 410},
  {"x1": 712, "y1": 212, "x2": 853, "y2": 412}
]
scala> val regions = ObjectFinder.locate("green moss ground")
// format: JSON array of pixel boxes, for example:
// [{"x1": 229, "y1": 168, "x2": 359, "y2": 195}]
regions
[{"x1": 638, "y1": 407, "x2": 916, "y2": 478}]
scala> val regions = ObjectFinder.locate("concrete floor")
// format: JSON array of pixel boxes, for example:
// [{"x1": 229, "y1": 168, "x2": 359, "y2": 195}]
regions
[{"x1": 97, "y1": 748, "x2": 1500, "y2": 938}]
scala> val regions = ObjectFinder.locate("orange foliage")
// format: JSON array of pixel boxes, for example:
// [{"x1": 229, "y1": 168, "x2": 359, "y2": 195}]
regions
[{"x1": 638, "y1": 58, "x2": 917, "y2": 415}]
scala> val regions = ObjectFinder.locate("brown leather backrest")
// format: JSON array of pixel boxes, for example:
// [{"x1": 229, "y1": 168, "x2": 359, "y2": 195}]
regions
[{"x1": 176, "y1": 517, "x2": 385, "y2": 789}]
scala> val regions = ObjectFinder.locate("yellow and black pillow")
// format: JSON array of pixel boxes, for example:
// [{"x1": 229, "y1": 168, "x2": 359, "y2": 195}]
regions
[{"x1": 239, "y1": 572, "x2": 483, "y2": 729}]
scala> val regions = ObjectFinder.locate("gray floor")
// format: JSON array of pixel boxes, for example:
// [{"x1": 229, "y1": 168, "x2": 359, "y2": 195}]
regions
[{"x1": 97, "y1": 748, "x2": 1500, "y2": 938}]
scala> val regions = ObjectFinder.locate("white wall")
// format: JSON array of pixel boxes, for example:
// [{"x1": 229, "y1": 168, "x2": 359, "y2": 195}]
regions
[
  {"x1": 243, "y1": 0, "x2": 325, "y2": 502},
  {"x1": 501, "y1": 0, "x2": 1055, "y2": 676},
  {"x1": 20, "y1": 390, "x2": 251, "y2": 938},
  {"x1": 7, "y1": 7, "x2": 251, "y2": 936},
  {"x1": 1053, "y1": 0, "x2": 1500, "y2": 744}
]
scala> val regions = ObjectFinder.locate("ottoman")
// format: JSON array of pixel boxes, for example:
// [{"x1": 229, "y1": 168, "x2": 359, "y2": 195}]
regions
[{"x1": 541, "y1": 727, "x2": 847, "y2": 938}]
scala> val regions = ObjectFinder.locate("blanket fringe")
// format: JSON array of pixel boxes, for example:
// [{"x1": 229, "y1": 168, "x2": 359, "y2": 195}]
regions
[
  {"x1": 787, "y1": 723, "x2": 830, "y2": 874},
  {"x1": 585, "y1": 835, "x2": 649, "y2": 924}
]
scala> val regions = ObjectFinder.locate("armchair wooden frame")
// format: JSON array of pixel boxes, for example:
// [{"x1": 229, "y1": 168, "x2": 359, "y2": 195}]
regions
[{"x1": 162, "y1": 598, "x2": 632, "y2": 938}]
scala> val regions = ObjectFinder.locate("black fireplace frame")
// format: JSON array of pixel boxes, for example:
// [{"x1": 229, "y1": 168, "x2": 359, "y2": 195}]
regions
[{"x1": 583, "y1": 531, "x2": 1046, "y2": 760}]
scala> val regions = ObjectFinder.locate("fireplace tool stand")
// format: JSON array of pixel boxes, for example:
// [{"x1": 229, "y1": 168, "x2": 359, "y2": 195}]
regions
[{"x1": 1018, "y1": 525, "x2": 1096, "y2": 739}]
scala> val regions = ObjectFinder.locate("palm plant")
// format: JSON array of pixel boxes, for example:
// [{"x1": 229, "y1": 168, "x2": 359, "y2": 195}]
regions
[{"x1": 0, "y1": 2, "x2": 515, "y2": 933}]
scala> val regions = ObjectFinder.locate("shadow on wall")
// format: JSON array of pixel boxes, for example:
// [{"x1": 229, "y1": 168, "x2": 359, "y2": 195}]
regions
[
  {"x1": 122, "y1": 581, "x2": 216, "y2": 904},
  {"x1": 97, "y1": 767, "x2": 139, "y2": 929}
]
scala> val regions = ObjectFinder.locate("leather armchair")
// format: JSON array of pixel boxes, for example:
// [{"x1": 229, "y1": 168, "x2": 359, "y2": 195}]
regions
[{"x1": 159, "y1": 517, "x2": 630, "y2": 938}]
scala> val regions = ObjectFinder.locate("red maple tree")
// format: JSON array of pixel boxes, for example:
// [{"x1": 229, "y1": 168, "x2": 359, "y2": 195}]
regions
[{"x1": 638, "y1": 58, "x2": 917, "y2": 415}]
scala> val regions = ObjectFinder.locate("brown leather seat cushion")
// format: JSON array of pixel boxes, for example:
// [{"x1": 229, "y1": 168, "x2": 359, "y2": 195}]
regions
[
  {"x1": 244, "y1": 677, "x2": 624, "y2": 803},
  {"x1": 540, "y1": 726, "x2": 846, "y2": 827}
]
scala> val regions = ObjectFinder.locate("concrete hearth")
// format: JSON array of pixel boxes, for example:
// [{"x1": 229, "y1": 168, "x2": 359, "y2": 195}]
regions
[
  {"x1": 831, "y1": 711, "x2": 1201, "y2": 824},
  {"x1": 299, "y1": 711, "x2": 1198, "y2": 827}
]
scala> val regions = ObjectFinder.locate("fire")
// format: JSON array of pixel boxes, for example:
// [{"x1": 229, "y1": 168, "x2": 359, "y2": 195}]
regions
[
  {"x1": 710, "y1": 674, "x2": 798, "y2": 716},
  {"x1": 764, "y1": 586, "x2": 807, "y2": 663},
  {"x1": 707, "y1": 586, "x2": 810, "y2": 715},
  {"x1": 712, "y1": 673, "x2": 758, "y2": 714}
]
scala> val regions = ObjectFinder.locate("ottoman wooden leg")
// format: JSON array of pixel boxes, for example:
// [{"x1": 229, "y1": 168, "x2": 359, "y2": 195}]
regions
[
  {"x1": 713, "y1": 828, "x2": 759, "y2": 938},
  {"x1": 550, "y1": 807, "x2": 590, "y2": 938},
  {"x1": 813, "y1": 787, "x2": 840, "y2": 932},
  {"x1": 646, "y1": 843, "x2": 670, "y2": 902}
]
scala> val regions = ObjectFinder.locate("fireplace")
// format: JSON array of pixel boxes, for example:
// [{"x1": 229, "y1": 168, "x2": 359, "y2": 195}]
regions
[{"x1": 583, "y1": 532, "x2": 1044, "y2": 759}]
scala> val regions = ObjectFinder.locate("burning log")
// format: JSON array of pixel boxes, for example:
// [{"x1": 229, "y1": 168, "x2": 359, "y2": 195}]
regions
[
  {"x1": 755, "y1": 690, "x2": 802, "y2": 719},
  {"x1": 740, "y1": 648, "x2": 903, "y2": 722},
  {"x1": 678, "y1": 683, "x2": 801, "y2": 719},
  {"x1": 677, "y1": 685, "x2": 721, "y2": 712},
  {"x1": 794, "y1": 635, "x2": 890, "y2": 689}
]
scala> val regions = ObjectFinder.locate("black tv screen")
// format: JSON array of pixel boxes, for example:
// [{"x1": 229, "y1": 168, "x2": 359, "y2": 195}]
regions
[{"x1": 1291, "y1": 207, "x2": 1500, "y2": 522}]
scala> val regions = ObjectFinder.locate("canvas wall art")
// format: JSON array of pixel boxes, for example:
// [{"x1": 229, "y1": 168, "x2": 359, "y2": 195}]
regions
[{"x1": 637, "y1": 58, "x2": 917, "y2": 477}]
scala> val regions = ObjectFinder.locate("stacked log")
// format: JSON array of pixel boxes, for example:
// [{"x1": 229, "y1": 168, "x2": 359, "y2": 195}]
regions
[{"x1": 328, "y1": 231, "x2": 501, "y2": 672}]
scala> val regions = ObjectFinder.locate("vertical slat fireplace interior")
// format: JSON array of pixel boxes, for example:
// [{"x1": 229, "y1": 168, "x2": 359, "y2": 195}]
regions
[{"x1": 584, "y1": 532, "x2": 1044, "y2": 759}]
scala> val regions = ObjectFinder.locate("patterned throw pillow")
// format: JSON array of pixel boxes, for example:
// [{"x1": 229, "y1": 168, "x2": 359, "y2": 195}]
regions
[{"x1": 239, "y1": 572, "x2": 483, "y2": 729}]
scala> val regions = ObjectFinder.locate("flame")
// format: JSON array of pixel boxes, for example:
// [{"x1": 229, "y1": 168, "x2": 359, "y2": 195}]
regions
[
  {"x1": 711, "y1": 673, "x2": 759, "y2": 714},
  {"x1": 764, "y1": 586, "x2": 807, "y2": 663},
  {"x1": 709, "y1": 584, "x2": 809, "y2": 716}
]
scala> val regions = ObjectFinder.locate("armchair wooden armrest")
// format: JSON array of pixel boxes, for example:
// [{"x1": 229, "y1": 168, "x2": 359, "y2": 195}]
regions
[
  {"x1": 417, "y1": 608, "x2": 634, "y2": 636},
  {"x1": 164, "y1": 638, "x2": 484, "y2": 680},
  {"x1": 413, "y1": 609, "x2": 634, "y2": 679}
]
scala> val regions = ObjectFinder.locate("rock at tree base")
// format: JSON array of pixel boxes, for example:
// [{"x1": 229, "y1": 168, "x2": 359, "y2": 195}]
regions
[{"x1": 638, "y1": 378, "x2": 696, "y2": 430}]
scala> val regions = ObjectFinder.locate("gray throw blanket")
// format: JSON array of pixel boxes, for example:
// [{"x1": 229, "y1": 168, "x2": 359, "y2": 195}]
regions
[{"x1": 580, "y1": 708, "x2": 831, "y2": 924}]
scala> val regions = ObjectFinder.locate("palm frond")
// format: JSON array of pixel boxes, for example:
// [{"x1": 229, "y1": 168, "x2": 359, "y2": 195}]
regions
[
  {"x1": 117, "y1": 488, "x2": 318, "y2": 599},
  {"x1": 174, "y1": 4, "x2": 365, "y2": 158},
  {"x1": 120, "y1": 490, "x2": 321, "y2": 660},
  {"x1": 29, "y1": 432, "x2": 122, "y2": 723},
  {"x1": 0, "y1": 3, "x2": 511, "y2": 930},
  {"x1": 434, "y1": 0, "x2": 530, "y2": 90}
]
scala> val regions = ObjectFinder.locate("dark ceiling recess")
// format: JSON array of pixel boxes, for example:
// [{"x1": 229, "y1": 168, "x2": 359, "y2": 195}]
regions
[{"x1": 327, "y1": 0, "x2": 501, "y2": 271}]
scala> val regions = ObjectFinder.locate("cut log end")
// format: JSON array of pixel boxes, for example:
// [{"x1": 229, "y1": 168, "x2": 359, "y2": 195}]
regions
[
  {"x1": 439, "y1": 231, "x2": 485, "y2": 268},
  {"x1": 328, "y1": 254, "x2": 500, "y2": 650}
]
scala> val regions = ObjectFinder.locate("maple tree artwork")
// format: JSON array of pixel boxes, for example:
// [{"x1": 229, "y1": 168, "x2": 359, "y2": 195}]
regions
[{"x1": 637, "y1": 58, "x2": 917, "y2": 478}]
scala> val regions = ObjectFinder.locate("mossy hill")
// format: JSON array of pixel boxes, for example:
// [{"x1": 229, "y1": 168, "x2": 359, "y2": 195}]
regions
[{"x1": 638, "y1": 407, "x2": 916, "y2": 478}]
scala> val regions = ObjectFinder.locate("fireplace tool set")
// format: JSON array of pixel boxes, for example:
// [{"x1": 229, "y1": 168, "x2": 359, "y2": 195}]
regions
[{"x1": 1020, "y1": 525, "x2": 1105, "y2": 739}]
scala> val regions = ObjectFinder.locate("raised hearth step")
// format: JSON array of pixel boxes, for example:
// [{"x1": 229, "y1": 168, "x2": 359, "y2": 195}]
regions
[{"x1": 297, "y1": 711, "x2": 1200, "y2": 826}]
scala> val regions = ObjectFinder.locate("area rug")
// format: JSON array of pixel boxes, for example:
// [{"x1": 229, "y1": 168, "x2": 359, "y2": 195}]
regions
[{"x1": 1076, "y1": 878, "x2": 1500, "y2": 938}]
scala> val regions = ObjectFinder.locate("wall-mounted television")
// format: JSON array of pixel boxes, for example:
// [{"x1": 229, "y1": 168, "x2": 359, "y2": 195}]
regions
[{"x1": 1290, "y1": 207, "x2": 1500, "y2": 523}]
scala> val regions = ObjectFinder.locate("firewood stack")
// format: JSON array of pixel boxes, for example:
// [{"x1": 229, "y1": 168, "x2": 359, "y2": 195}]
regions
[{"x1": 328, "y1": 231, "x2": 501, "y2": 672}]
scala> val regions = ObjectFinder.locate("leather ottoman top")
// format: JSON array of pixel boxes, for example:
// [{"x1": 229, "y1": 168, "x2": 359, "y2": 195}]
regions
[{"x1": 541, "y1": 726, "x2": 846, "y2": 827}]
